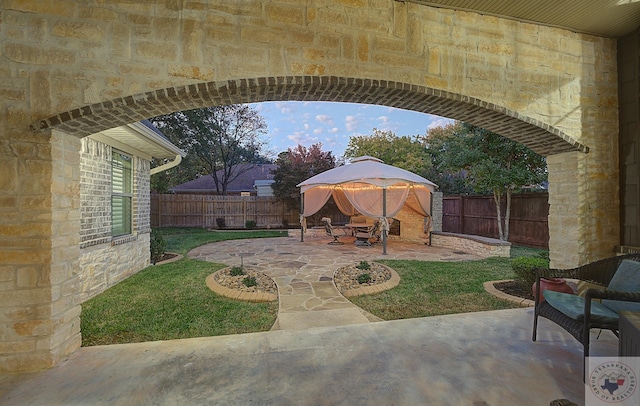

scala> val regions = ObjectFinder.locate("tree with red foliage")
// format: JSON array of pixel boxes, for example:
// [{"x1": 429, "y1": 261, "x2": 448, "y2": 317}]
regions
[{"x1": 272, "y1": 144, "x2": 336, "y2": 209}]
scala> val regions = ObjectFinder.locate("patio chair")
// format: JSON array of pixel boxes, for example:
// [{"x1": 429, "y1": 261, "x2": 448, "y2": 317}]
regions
[
  {"x1": 355, "y1": 220, "x2": 381, "y2": 247},
  {"x1": 532, "y1": 253, "x2": 640, "y2": 376},
  {"x1": 321, "y1": 217, "x2": 344, "y2": 245}
]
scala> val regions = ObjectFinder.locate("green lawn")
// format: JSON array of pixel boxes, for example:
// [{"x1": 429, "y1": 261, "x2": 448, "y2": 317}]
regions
[
  {"x1": 349, "y1": 245, "x2": 546, "y2": 320},
  {"x1": 80, "y1": 229, "x2": 285, "y2": 346},
  {"x1": 160, "y1": 227, "x2": 288, "y2": 255},
  {"x1": 350, "y1": 258, "x2": 521, "y2": 320}
]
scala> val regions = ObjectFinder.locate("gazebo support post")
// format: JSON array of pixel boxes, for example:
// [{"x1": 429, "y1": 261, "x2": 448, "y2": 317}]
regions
[
  {"x1": 382, "y1": 188, "x2": 387, "y2": 255},
  {"x1": 300, "y1": 192, "x2": 304, "y2": 242}
]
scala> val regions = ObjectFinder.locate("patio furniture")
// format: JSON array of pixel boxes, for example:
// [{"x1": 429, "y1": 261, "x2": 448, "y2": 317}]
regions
[
  {"x1": 532, "y1": 253, "x2": 640, "y2": 374},
  {"x1": 321, "y1": 217, "x2": 344, "y2": 245},
  {"x1": 355, "y1": 220, "x2": 381, "y2": 247}
]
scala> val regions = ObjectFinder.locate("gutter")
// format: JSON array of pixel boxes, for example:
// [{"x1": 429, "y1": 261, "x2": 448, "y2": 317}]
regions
[{"x1": 151, "y1": 154, "x2": 182, "y2": 175}]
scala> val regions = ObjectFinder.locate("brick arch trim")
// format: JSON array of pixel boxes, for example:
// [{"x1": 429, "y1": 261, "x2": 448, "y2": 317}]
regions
[{"x1": 31, "y1": 76, "x2": 587, "y2": 156}]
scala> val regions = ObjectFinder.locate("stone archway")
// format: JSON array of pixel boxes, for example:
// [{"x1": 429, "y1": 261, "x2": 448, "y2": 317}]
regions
[{"x1": 32, "y1": 76, "x2": 587, "y2": 156}]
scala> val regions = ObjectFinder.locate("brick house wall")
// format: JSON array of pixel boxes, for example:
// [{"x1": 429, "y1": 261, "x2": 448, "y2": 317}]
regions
[{"x1": 77, "y1": 137, "x2": 151, "y2": 303}]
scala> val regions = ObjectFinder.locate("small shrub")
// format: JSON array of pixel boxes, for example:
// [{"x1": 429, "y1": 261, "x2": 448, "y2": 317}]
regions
[
  {"x1": 150, "y1": 229, "x2": 167, "y2": 264},
  {"x1": 243, "y1": 276, "x2": 257, "y2": 287},
  {"x1": 216, "y1": 217, "x2": 226, "y2": 229},
  {"x1": 245, "y1": 220, "x2": 257, "y2": 229},
  {"x1": 356, "y1": 261, "x2": 371, "y2": 270},
  {"x1": 511, "y1": 256, "x2": 550, "y2": 288},
  {"x1": 357, "y1": 273, "x2": 372, "y2": 284},
  {"x1": 230, "y1": 266, "x2": 245, "y2": 276}
]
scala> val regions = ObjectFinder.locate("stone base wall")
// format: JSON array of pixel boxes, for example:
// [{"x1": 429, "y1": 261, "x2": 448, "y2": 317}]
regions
[
  {"x1": 78, "y1": 233, "x2": 150, "y2": 303},
  {"x1": 431, "y1": 232, "x2": 511, "y2": 258}
]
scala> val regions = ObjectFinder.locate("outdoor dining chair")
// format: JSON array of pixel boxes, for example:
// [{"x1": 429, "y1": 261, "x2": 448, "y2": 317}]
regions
[{"x1": 321, "y1": 217, "x2": 344, "y2": 245}]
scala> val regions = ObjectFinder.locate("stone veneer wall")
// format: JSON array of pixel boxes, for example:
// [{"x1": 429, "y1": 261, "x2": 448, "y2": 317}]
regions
[
  {"x1": 431, "y1": 192, "x2": 443, "y2": 233},
  {"x1": 77, "y1": 234, "x2": 150, "y2": 303},
  {"x1": 390, "y1": 207, "x2": 430, "y2": 244},
  {"x1": 431, "y1": 232, "x2": 511, "y2": 258},
  {"x1": 77, "y1": 137, "x2": 151, "y2": 303}
]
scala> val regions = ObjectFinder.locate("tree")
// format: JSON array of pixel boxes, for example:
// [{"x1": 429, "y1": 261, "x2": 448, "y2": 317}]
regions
[
  {"x1": 421, "y1": 122, "x2": 474, "y2": 195},
  {"x1": 432, "y1": 122, "x2": 547, "y2": 241},
  {"x1": 272, "y1": 144, "x2": 336, "y2": 210},
  {"x1": 149, "y1": 105, "x2": 270, "y2": 194},
  {"x1": 344, "y1": 128, "x2": 432, "y2": 177}
]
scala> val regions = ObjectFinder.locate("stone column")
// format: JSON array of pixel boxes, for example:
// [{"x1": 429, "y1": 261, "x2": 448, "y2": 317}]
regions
[
  {"x1": 0, "y1": 129, "x2": 81, "y2": 372},
  {"x1": 547, "y1": 152, "x2": 582, "y2": 268},
  {"x1": 431, "y1": 191, "x2": 443, "y2": 233}
]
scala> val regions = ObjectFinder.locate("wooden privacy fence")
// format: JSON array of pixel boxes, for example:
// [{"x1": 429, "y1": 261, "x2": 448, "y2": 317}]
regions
[
  {"x1": 443, "y1": 193, "x2": 549, "y2": 248},
  {"x1": 151, "y1": 194, "x2": 299, "y2": 229}
]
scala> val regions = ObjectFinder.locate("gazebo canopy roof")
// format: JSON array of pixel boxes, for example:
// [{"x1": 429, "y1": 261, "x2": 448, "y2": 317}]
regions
[{"x1": 297, "y1": 156, "x2": 438, "y2": 193}]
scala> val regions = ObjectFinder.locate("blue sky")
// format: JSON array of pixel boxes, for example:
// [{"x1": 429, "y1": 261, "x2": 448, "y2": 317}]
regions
[{"x1": 249, "y1": 101, "x2": 453, "y2": 159}]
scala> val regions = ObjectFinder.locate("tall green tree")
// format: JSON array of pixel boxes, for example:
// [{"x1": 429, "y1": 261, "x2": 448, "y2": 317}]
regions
[
  {"x1": 272, "y1": 144, "x2": 336, "y2": 210},
  {"x1": 433, "y1": 122, "x2": 547, "y2": 241},
  {"x1": 149, "y1": 105, "x2": 270, "y2": 194},
  {"x1": 421, "y1": 122, "x2": 474, "y2": 195},
  {"x1": 344, "y1": 128, "x2": 432, "y2": 177}
]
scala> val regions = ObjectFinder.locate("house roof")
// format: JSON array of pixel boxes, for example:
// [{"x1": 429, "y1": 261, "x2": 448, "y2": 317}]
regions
[
  {"x1": 89, "y1": 120, "x2": 185, "y2": 160},
  {"x1": 170, "y1": 164, "x2": 277, "y2": 193}
]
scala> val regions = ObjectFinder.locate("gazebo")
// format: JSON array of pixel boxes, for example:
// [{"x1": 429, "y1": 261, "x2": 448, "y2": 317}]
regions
[{"x1": 297, "y1": 156, "x2": 438, "y2": 254}]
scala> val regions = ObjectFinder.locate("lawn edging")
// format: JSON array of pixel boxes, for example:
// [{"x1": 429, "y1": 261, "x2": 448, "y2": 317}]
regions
[
  {"x1": 338, "y1": 263, "x2": 401, "y2": 298},
  {"x1": 483, "y1": 279, "x2": 534, "y2": 307},
  {"x1": 206, "y1": 269, "x2": 278, "y2": 303}
]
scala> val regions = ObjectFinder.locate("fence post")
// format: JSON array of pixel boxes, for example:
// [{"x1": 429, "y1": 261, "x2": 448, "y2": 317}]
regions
[
  {"x1": 158, "y1": 194, "x2": 162, "y2": 228},
  {"x1": 459, "y1": 196, "x2": 465, "y2": 234},
  {"x1": 199, "y1": 195, "x2": 203, "y2": 228},
  {"x1": 243, "y1": 198, "x2": 247, "y2": 228}
]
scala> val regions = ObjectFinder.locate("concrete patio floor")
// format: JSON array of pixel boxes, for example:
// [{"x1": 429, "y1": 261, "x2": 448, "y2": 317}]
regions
[
  {"x1": 0, "y1": 309, "x2": 617, "y2": 405},
  {"x1": 0, "y1": 235, "x2": 619, "y2": 405}
]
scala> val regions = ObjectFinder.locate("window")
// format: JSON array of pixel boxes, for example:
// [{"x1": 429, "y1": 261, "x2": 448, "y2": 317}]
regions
[{"x1": 112, "y1": 150, "x2": 132, "y2": 237}]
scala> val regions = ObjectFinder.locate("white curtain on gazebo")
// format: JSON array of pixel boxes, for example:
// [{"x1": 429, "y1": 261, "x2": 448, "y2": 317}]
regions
[{"x1": 297, "y1": 156, "x2": 438, "y2": 253}]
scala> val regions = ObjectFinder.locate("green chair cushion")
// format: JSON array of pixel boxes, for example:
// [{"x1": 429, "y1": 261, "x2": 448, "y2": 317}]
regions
[
  {"x1": 543, "y1": 290, "x2": 618, "y2": 324},
  {"x1": 602, "y1": 259, "x2": 640, "y2": 314},
  {"x1": 607, "y1": 259, "x2": 640, "y2": 291}
]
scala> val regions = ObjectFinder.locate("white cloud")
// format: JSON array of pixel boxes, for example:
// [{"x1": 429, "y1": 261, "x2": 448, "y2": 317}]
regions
[
  {"x1": 315, "y1": 114, "x2": 334, "y2": 125},
  {"x1": 345, "y1": 115, "x2": 359, "y2": 132},
  {"x1": 377, "y1": 115, "x2": 390, "y2": 124},
  {"x1": 329, "y1": 127, "x2": 339, "y2": 134},
  {"x1": 313, "y1": 128, "x2": 323, "y2": 134},
  {"x1": 275, "y1": 101, "x2": 293, "y2": 114},
  {"x1": 427, "y1": 117, "x2": 455, "y2": 129}
]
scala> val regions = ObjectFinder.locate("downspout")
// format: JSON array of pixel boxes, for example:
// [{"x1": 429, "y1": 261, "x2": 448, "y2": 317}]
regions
[{"x1": 150, "y1": 154, "x2": 182, "y2": 175}]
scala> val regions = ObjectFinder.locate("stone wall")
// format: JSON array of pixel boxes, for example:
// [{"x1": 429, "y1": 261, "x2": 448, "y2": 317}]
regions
[
  {"x1": 391, "y1": 207, "x2": 430, "y2": 244},
  {"x1": 431, "y1": 192, "x2": 443, "y2": 233},
  {"x1": 431, "y1": 232, "x2": 511, "y2": 258},
  {"x1": 77, "y1": 234, "x2": 150, "y2": 303},
  {"x1": 0, "y1": 130, "x2": 82, "y2": 373}
]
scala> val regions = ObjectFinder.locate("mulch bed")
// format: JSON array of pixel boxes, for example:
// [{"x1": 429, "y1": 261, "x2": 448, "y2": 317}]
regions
[{"x1": 493, "y1": 280, "x2": 535, "y2": 301}]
